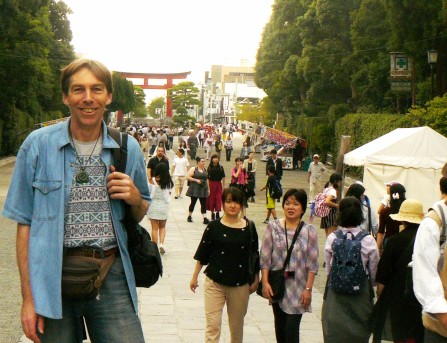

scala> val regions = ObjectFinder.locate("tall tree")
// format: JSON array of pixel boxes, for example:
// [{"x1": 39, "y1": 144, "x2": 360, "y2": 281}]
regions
[
  {"x1": 167, "y1": 81, "x2": 201, "y2": 113},
  {"x1": 0, "y1": 0, "x2": 76, "y2": 155},
  {"x1": 256, "y1": 0, "x2": 310, "y2": 114},
  {"x1": 147, "y1": 97, "x2": 165, "y2": 118},
  {"x1": 133, "y1": 86, "x2": 147, "y2": 117},
  {"x1": 108, "y1": 73, "x2": 135, "y2": 113}
]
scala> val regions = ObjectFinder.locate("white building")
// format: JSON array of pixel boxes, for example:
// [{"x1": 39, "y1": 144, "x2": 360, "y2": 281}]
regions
[{"x1": 202, "y1": 63, "x2": 266, "y2": 124}]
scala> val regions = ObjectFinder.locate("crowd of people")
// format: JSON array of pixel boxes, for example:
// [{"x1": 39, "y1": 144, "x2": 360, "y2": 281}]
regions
[
  {"x1": 136, "y1": 121, "x2": 445, "y2": 343},
  {"x1": 3, "y1": 58, "x2": 446, "y2": 343}
]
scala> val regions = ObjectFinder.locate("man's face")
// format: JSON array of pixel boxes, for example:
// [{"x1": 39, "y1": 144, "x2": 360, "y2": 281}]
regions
[
  {"x1": 63, "y1": 67, "x2": 112, "y2": 132},
  {"x1": 156, "y1": 147, "x2": 164, "y2": 157},
  {"x1": 313, "y1": 157, "x2": 319, "y2": 164}
]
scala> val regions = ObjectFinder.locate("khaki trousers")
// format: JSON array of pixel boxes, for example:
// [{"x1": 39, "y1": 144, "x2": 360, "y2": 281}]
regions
[
  {"x1": 174, "y1": 175, "x2": 186, "y2": 196},
  {"x1": 204, "y1": 277, "x2": 250, "y2": 343},
  {"x1": 309, "y1": 179, "x2": 323, "y2": 200}
]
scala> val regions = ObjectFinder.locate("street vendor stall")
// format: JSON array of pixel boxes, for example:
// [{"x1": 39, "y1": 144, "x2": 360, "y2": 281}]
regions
[{"x1": 259, "y1": 126, "x2": 298, "y2": 169}]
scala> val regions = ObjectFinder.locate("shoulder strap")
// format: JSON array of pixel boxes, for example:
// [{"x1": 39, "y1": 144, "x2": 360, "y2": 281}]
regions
[
  {"x1": 283, "y1": 222, "x2": 304, "y2": 269},
  {"x1": 107, "y1": 127, "x2": 128, "y2": 173},
  {"x1": 436, "y1": 204, "x2": 447, "y2": 244},
  {"x1": 354, "y1": 231, "x2": 368, "y2": 241},
  {"x1": 335, "y1": 229, "x2": 345, "y2": 239},
  {"x1": 247, "y1": 219, "x2": 254, "y2": 244}
]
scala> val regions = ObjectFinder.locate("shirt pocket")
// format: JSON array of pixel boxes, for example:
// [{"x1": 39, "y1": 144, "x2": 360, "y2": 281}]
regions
[{"x1": 32, "y1": 180, "x2": 62, "y2": 221}]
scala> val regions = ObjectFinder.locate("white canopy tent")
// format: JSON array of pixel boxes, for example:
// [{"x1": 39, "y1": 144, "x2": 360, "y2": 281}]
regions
[{"x1": 343, "y1": 126, "x2": 447, "y2": 212}]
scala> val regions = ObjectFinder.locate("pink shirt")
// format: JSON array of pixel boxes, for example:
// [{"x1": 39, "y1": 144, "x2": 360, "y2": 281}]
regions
[{"x1": 231, "y1": 167, "x2": 248, "y2": 185}]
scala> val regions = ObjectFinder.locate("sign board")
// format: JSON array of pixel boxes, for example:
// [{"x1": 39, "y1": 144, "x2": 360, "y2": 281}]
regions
[
  {"x1": 390, "y1": 52, "x2": 413, "y2": 78},
  {"x1": 390, "y1": 80, "x2": 412, "y2": 93},
  {"x1": 155, "y1": 108, "x2": 162, "y2": 115}
]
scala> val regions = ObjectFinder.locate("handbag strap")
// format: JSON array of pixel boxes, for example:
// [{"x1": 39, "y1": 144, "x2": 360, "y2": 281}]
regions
[
  {"x1": 283, "y1": 221, "x2": 304, "y2": 270},
  {"x1": 246, "y1": 219, "x2": 256, "y2": 252}
]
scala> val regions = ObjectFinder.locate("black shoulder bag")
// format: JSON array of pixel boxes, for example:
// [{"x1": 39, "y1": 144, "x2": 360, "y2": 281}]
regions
[
  {"x1": 257, "y1": 222, "x2": 304, "y2": 302},
  {"x1": 108, "y1": 128, "x2": 163, "y2": 288},
  {"x1": 247, "y1": 220, "x2": 260, "y2": 285}
]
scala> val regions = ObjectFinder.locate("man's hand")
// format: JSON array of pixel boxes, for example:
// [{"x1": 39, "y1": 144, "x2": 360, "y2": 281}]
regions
[
  {"x1": 108, "y1": 165, "x2": 148, "y2": 222},
  {"x1": 21, "y1": 299, "x2": 44, "y2": 343},
  {"x1": 107, "y1": 165, "x2": 141, "y2": 206}
]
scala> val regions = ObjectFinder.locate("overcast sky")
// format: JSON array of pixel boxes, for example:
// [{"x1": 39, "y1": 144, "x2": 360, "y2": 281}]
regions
[{"x1": 63, "y1": 0, "x2": 274, "y2": 100}]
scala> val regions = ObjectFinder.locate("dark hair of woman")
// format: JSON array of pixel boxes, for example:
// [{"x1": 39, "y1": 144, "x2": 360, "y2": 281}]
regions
[
  {"x1": 389, "y1": 183, "x2": 406, "y2": 214},
  {"x1": 281, "y1": 188, "x2": 307, "y2": 217},
  {"x1": 222, "y1": 187, "x2": 245, "y2": 207},
  {"x1": 195, "y1": 156, "x2": 203, "y2": 163},
  {"x1": 207, "y1": 154, "x2": 220, "y2": 173},
  {"x1": 329, "y1": 172, "x2": 343, "y2": 189},
  {"x1": 337, "y1": 196, "x2": 364, "y2": 228},
  {"x1": 440, "y1": 176, "x2": 447, "y2": 195},
  {"x1": 234, "y1": 157, "x2": 242, "y2": 163},
  {"x1": 267, "y1": 165, "x2": 275, "y2": 174},
  {"x1": 345, "y1": 183, "x2": 365, "y2": 201},
  {"x1": 154, "y1": 163, "x2": 174, "y2": 190}
]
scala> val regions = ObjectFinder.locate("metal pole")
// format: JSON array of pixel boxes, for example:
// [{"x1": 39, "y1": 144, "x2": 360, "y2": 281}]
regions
[{"x1": 430, "y1": 64, "x2": 435, "y2": 99}]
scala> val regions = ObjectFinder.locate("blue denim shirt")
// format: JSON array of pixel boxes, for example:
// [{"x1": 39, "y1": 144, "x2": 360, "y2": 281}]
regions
[{"x1": 2, "y1": 120, "x2": 150, "y2": 319}]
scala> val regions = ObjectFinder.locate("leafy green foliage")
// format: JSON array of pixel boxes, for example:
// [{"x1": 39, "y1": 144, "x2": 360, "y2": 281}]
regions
[
  {"x1": 167, "y1": 81, "x2": 201, "y2": 112},
  {"x1": 147, "y1": 97, "x2": 165, "y2": 118},
  {"x1": 404, "y1": 94, "x2": 447, "y2": 136},
  {"x1": 132, "y1": 87, "x2": 148, "y2": 117},
  {"x1": 254, "y1": 0, "x2": 447, "y2": 159},
  {"x1": 0, "y1": 0, "x2": 75, "y2": 156},
  {"x1": 108, "y1": 73, "x2": 135, "y2": 114},
  {"x1": 172, "y1": 114, "x2": 196, "y2": 127}
]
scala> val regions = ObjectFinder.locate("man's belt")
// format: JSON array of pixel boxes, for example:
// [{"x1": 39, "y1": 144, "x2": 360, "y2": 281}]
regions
[{"x1": 65, "y1": 247, "x2": 119, "y2": 259}]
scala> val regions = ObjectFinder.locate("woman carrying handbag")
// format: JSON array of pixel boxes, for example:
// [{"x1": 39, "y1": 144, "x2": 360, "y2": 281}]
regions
[
  {"x1": 259, "y1": 188, "x2": 319, "y2": 343},
  {"x1": 190, "y1": 187, "x2": 260, "y2": 343}
]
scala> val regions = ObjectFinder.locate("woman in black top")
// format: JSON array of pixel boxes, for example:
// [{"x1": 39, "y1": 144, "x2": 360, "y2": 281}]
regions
[
  {"x1": 377, "y1": 183, "x2": 406, "y2": 254},
  {"x1": 190, "y1": 187, "x2": 260, "y2": 343},
  {"x1": 206, "y1": 154, "x2": 226, "y2": 220},
  {"x1": 372, "y1": 199, "x2": 424, "y2": 343}
]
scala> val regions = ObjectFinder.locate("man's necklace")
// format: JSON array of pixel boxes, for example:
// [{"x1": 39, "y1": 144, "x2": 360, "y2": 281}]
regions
[{"x1": 70, "y1": 132, "x2": 101, "y2": 184}]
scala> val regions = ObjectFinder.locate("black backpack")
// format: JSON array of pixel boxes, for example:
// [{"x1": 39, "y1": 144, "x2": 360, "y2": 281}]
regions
[
  {"x1": 270, "y1": 179, "x2": 283, "y2": 199},
  {"x1": 330, "y1": 230, "x2": 368, "y2": 295},
  {"x1": 108, "y1": 128, "x2": 163, "y2": 288}
]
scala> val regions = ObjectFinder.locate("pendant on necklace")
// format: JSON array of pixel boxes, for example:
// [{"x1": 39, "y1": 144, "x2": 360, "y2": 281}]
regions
[{"x1": 76, "y1": 167, "x2": 89, "y2": 184}]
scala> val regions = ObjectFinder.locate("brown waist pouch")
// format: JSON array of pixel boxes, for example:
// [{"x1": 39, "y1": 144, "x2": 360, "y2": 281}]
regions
[{"x1": 62, "y1": 248, "x2": 118, "y2": 300}]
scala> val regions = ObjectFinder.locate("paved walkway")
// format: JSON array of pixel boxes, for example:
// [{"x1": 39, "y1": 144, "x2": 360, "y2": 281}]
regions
[{"x1": 12, "y1": 131, "x2": 326, "y2": 343}]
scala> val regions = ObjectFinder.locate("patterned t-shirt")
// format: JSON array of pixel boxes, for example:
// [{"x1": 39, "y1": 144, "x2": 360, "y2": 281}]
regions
[
  {"x1": 260, "y1": 219, "x2": 319, "y2": 314},
  {"x1": 64, "y1": 139, "x2": 117, "y2": 250}
]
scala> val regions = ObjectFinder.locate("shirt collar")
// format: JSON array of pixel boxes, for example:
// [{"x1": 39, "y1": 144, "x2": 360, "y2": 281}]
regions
[{"x1": 57, "y1": 119, "x2": 119, "y2": 150}]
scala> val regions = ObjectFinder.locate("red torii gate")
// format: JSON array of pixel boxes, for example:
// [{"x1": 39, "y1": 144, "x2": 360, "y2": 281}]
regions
[{"x1": 115, "y1": 71, "x2": 191, "y2": 117}]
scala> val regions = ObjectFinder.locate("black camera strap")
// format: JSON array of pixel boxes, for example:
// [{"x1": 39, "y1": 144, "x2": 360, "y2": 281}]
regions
[{"x1": 282, "y1": 221, "x2": 304, "y2": 271}]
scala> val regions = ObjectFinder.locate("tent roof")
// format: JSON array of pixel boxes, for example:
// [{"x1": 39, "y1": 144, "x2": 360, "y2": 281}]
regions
[{"x1": 344, "y1": 126, "x2": 447, "y2": 168}]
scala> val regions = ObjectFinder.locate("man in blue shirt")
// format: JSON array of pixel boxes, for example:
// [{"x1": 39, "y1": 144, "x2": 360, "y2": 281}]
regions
[{"x1": 2, "y1": 59, "x2": 150, "y2": 342}]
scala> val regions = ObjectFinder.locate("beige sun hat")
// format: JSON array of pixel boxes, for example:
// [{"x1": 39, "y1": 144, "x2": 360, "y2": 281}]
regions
[{"x1": 389, "y1": 199, "x2": 424, "y2": 224}]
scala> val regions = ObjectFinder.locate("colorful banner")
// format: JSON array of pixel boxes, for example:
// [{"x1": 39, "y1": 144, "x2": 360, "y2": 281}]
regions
[{"x1": 263, "y1": 126, "x2": 297, "y2": 148}]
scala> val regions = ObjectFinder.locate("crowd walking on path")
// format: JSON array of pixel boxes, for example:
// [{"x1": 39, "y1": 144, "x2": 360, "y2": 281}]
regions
[{"x1": 4, "y1": 57, "x2": 447, "y2": 343}]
